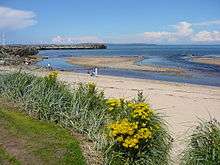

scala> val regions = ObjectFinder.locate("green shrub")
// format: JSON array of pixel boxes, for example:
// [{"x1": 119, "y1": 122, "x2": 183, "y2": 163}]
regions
[
  {"x1": 105, "y1": 100, "x2": 172, "y2": 165},
  {"x1": 0, "y1": 72, "x2": 108, "y2": 149},
  {"x1": 181, "y1": 119, "x2": 220, "y2": 165},
  {"x1": 0, "y1": 71, "x2": 172, "y2": 164}
]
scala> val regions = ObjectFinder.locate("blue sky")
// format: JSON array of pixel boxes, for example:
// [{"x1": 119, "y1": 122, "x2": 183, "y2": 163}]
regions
[{"x1": 0, "y1": 0, "x2": 220, "y2": 44}]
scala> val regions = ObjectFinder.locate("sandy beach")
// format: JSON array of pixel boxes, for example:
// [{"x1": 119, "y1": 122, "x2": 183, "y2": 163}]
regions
[
  {"x1": 1, "y1": 65, "x2": 220, "y2": 163},
  {"x1": 58, "y1": 71, "x2": 220, "y2": 161},
  {"x1": 67, "y1": 56, "x2": 184, "y2": 75},
  {"x1": 192, "y1": 56, "x2": 220, "y2": 66}
]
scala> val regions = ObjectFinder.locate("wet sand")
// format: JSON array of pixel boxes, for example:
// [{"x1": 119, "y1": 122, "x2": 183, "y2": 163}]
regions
[
  {"x1": 67, "y1": 56, "x2": 184, "y2": 75},
  {"x1": 192, "y1": 56, "x2": 220, "y2": 66}
]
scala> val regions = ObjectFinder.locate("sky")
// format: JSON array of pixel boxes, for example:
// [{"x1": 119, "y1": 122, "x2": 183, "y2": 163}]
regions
[{"x1": 0, "y1": 0, "x2": 220, "y2": 44}]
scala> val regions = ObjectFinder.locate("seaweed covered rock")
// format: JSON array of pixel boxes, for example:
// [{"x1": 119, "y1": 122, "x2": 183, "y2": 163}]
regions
[
  {"x1": 0, "y1": 46, "x2": 38, "y2": 57},
  {"x1": 0, "y1": 46, "x2": 39, "y2": 65}
]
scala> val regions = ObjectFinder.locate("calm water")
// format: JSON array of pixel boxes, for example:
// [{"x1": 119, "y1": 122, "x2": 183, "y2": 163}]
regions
[{"x1": 36, "y1": 44, "x2": 220, "y2": 86}]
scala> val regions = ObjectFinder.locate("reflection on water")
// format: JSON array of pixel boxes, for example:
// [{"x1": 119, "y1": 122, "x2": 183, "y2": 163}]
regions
[{"x1": 36, "y1": 44, "x2": 220, "y2": 87}]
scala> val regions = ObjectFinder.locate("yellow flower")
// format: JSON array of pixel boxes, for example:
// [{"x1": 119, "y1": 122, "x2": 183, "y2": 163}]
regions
[
  {"x1": 122, "y1": 142, "x2": 129, "y2": 148},
  {"x1": 108, "y1": 118, "x2": 137, "y2": 137},
  {"x1": 48, "y1": 71, "x2": 58, "y2": 79},
  {"x1": 136, "y1": 128, "x2": 152, "y2": 140},
  {"x1": 123, "y1": 136, "x2": 139, "y2": 148},
  {"x1": 106, "y1": 98, "x2": 122, "y2": 111},
  {"x1": 116, "y1": 136, "x2": 123, "y2": 142},
  {"x1": 130, "y1": 102, "x2": 154, "y2": 120},
  {"x1": 107, "y1": 100, "x2": 157, "y2": 151},
  {"x1": 87, "y1": 82, "x2": 96, "y2": 88}
]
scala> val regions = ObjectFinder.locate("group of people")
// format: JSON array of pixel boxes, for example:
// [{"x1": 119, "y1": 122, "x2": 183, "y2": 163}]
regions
[
  {"x1": 88, "y1": 67, "x2": 98, "y2": 77},
  {"x1": 47, "y1": 63, "x2": 98, "y2": 77}
]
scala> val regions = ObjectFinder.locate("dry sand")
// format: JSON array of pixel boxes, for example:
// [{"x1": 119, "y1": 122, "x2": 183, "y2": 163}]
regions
[
  {"x1": 192, "y1": 56, "x2": 220, "y2": 66},
  {"x1": 1, "y1": 66, "x2": 220, "y2": 163},
  {"x1": 67, "y1": 56, "x2": 185, "y2": 75},
  {"x1": 58, "y1": 71, "x2": 220, "y2": 162}
]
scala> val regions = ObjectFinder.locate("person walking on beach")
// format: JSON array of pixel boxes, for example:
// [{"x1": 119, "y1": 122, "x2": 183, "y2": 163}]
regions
[
  {"x1": 94, "y1": 67, "x2": 98, "y2": 76},
  {"x1": 89, "y1": 67, "x2": 98, "y2": 77},
  {"x1": 47, "y1": 63, "x2": 52, "y2": 70}
]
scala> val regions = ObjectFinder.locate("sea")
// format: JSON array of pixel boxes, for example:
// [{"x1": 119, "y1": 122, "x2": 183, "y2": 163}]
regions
[{"x1": 36, "y1": 44, "x2": 220, "y2": 87}]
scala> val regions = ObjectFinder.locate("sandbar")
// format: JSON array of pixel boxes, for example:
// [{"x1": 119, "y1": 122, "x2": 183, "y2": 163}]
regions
[
  {"x1": 67, "y1": 56, "x2": 185, "y2": 75},
  {"x1": 192, "y1": 56, "x2": 220, "y2": 66}
]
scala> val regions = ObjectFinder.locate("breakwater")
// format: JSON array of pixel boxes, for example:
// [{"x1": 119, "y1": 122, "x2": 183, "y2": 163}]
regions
[
  {"x1": 0, "y1": 44, "x2": 107, "y2": 65},
  {"x1": 36, "y1": 43, "x2": 107, "y2": 50}
]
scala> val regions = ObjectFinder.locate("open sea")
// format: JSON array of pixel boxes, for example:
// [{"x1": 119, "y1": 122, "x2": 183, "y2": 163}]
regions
[{"x1": 36, "y1": 44, "x2": 220, "y2": 87}]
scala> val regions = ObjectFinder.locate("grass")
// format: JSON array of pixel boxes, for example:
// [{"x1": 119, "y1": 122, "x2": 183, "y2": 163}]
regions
[
  {"x1": 0, "y1": 71, "x2": 172, "y2": 164},
  {"x1": 0, "y1": 72, "x2": 109, "y2": 150},
  {"x1": 181, "y1": 119, "x2": 220, "y2": 165},
  {"x1": 0, "y1": 103, "x2": 86, "y2": 165},
  {"x1": 0, "y1": 146, "x2": 20, "y2": 165}
]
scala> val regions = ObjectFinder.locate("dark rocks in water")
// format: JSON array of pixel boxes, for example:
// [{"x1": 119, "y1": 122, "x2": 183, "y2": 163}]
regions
[
  {"x1": 0, "y1": 46, "x2": 39, "y2": 65},
  {"x1": 0, "y1": 46, "x2": 38, "y2": 57},
  {"x1": 0, "y1": 43, "x2": 106, "y2": 65}
]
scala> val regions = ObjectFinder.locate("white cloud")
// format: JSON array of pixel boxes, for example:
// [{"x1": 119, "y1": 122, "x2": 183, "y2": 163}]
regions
[
  {"x1": 142, "y1": 21, "x2": 193, "y2": 43},
  {"x1": 194, "y1": 20, "x2": 220, "y2": 26},
  {"x1": 141, "y1": 21, "x2": 220, "y2": 43},
  {"x1": 51, "y1": 20, "x2": 220, "y2": 44},
  {"x1": 143, "y1": 32, "x2": 172, "y2": 42},
  {"x1": 175, "y1": 21, "x2": 193, "y2": 36},
  {"x1": 0, "y1": 6, "x2": 37, "y2": 30},
  {"x1": 192, "y1": 31, "x2": 220, "y2": 42},
  {"x1": 52, "y1": 35, "x2": 104, "y2": 44},
  {"x1": 143, "y1": 32, "x2": 170, "y2": 40}
]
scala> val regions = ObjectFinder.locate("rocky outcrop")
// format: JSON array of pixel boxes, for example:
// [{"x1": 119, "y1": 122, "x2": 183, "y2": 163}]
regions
[
  {"x1": 0, "y1": 46, "x2": 39, "y2": 65},
  {"x1": 0, "y1": 43, "x2": 107, "y2": 65},
  {"x1": 0, "y1": 46, "x2": 38, "y2": 57}
]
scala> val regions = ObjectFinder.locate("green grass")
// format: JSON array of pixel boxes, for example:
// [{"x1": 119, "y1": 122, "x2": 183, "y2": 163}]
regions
[
  {"x1": 0, "y1": 71, "x2": 172, "y2": 164},
  {"x1": 0, "y1": 104, "x2": 86, "y2": 165},
  {"x1": 181, "y1": 119, "x2": 220, "y2": 165},
  {"x1": 0, "y1": 72, "x2": 108, "y2": 150},
  {"x1": 0, "y1": 146, "x2": 20, "y2": 165}
]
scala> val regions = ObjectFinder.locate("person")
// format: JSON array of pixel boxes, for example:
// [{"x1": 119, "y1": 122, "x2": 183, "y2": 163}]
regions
[
  {"x1": 47, "y1": 63, "x2": 52, "y2": 70},
  {"x1": 88, "y1": 67, "x2": 98, "y2": 77},
  {"x1": 94, "y1": 67, "x2": 98, "y2": 76}
]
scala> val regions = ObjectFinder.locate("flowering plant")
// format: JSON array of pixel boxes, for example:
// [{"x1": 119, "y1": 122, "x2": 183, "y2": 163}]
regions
[
  {"x1": 44, "y1": 71, "x2": 59, "y2": 85},
  {"x1": 106, "y1": 100, "x2": 171, "y2": 164}
]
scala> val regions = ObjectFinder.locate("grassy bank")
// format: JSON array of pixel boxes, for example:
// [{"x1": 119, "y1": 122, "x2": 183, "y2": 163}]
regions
[
  {"x1": 0, "y1": 101, "x2": 86, "y2": 165},
  {"x1": 0, "y1": 146, "x2": 19, "y2": 165},
  {"x1": 0, "y1": 71, "x2": 172, "y2": 164}
]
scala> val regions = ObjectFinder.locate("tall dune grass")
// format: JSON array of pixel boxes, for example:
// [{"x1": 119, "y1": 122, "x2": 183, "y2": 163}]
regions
[
  {"x1": 0, "y1": 72, "x2": 108, "y2": 149},
  {"x1": 0, "y1": 71, "x2": 172, "y2": 164},
  {"x1": 181, "y1": 119, "x2": 220, "y2": 165}
]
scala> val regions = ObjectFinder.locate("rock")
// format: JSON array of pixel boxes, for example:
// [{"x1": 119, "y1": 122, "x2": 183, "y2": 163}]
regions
[
  {"x1": 0, "y1": 43, "x2": 106, "y2": 66},
  {"x1": 0, "y1": 45, "x2": 39, "y2": 65}
]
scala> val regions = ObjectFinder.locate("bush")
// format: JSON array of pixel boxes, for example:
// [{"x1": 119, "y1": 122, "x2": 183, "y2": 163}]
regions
[
  {"x1": 0, "y1": 72, "x2": 108, "y2": 148},
  {"x1": 105, "y1": 99, "x2": 172, "y2": 165},
  {"x1": 181, "y1": 119, "x2": 220, "y2": 165}
]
